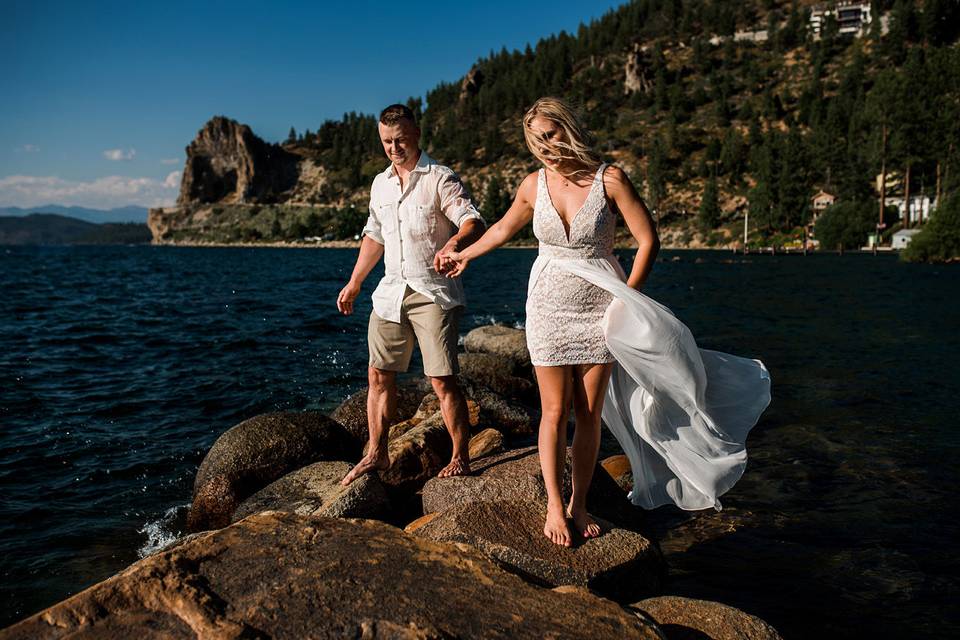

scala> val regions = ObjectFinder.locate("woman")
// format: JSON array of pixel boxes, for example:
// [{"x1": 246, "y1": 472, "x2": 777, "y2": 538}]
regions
[{"x1": 441, "y1": 98, "x2": 770, "y2": 548}]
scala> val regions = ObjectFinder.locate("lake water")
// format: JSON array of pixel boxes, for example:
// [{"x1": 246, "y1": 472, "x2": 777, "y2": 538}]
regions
[{"x1": 1, "y1": 245, "x2": 958, "y2": 637}]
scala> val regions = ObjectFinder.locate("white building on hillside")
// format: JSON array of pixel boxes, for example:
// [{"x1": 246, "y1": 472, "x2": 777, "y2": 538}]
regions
[
  {"x1": 810, "y1": 2, "x2": 873, "y2": 39},
  {"x1": 886, "y1": 195, "x2": 936, "y2": 225}
]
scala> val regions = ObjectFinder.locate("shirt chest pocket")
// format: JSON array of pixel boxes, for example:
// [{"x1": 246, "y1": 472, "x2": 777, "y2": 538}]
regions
[
  {"x1": 377, "y1": 204, "x2": 398, "y2": 233},
  {"x1": 401, "y1": 203, "x2": 436, "y2": 242}
]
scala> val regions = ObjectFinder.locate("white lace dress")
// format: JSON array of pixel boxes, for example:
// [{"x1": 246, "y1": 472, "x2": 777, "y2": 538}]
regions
[
  {"x1": 526, "y1": 164, "x2": 617, "y2": 366},
  {"x1": 524, "y1": 163, "x2": 772, "y2": 511}
]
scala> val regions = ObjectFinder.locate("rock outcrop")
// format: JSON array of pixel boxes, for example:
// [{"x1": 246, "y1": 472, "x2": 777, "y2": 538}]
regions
[
  {"x1": 624, "y1": 43, "x2": 654, "y2": 95},
  {"x1": 187, "y1": 411, "x2": 358, "y2": 531},
  {"x1": 631, "y1": 596, "x2": 783, "y2": 640},
  {"x1": 178, "y1": 116, "x2": 299, "y2": 206},
  {"x1": 4, "y1": 512, "x2": 665, "y2": 639},
  {"x1": 413, "y1": 498, "x2": 664, "y2": 601}
]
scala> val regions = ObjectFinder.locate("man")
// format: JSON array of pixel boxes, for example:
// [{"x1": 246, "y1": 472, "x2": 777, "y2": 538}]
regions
[{"x1": 337, "y1": 103, "x2": 485, "y2": 486}]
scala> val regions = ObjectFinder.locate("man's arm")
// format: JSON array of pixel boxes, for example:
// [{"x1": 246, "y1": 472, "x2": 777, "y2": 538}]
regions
[
  {"x1": 434, "y1": 169, "x2": 487, "y2": 273},
  {"x1": 337, "y1": 236, "x2": 384, "y2": 315}
]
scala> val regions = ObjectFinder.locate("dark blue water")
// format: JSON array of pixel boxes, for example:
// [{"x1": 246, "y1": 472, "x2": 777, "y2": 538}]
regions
[{"x1": 2, "y1": 246, "x2": 958, "y2": 637}]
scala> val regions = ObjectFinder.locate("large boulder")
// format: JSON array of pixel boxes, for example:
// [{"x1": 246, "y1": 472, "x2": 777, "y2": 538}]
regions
[
  {"x1": 630, "y1": 596, "x2": 783, "y2": 640},
  {"x1": 5, "y1": 512, "x2": 665, "y2": 639},
  {"x1": 232, "y1": 460, "x2": 389, "y2": 522},
  {"x1": 187, "y1": 412, "x2": 358, "y2": 532},
  {"x1": 329, "y1": 380, "x2": 428, "y2": 445},
  {"x1": 421, "y1": 446, "x2": 637, "y2": 527},
  {"x1": 412, "y1": 499, "x2": 663, "y2": 602},
  {"x1": 467, "y1": 384, "x2": 537, "y2": 436},
  {"x1": 457, "y1": 352, "x2": 534, "y2": 400},
  {"x1": 463, "y1": 325, "x2": 531, "y2": 368},
  {"x1": 602, "y1": 454, "x2": 634, "y2": 493}
]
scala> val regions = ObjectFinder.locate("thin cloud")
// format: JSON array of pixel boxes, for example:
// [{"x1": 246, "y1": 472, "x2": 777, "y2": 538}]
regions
[
  {"x1": 0, "y1": 174, "x2": 179, "y2": 209},
  {"x1": 160, "y1": 158, "x2": 181, "y2": 165},
  {"x1": 163, "y1": 171, "x2": 182, "y2": 188},
  {"x1": 103, "y1": 148, "x2": 136, "y2": 161},
  {"x1": 21, "y1": 144, "x2": 40, "y2": 153}
]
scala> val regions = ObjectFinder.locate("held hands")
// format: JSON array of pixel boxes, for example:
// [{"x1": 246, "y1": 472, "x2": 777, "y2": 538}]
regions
[
  {"x1": 433, "y1": 238, "x2": 469, "y2": 278},
  {"x1": 436, "y1": 250, "x2": 469, "y2": 277},
  {"x1": 336, "y1": 281, "x2": 360, "y2": 315}
]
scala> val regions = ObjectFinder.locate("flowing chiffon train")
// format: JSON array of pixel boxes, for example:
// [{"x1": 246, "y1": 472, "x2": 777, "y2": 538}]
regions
[{"x1": 547, "y1": 256, "x2": 772, "y2": 511}]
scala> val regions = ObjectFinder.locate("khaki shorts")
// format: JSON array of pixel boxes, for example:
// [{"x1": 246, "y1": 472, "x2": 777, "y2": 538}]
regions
[{"x1": 368, "y1": 287, "x2": 462, "y2": 377}]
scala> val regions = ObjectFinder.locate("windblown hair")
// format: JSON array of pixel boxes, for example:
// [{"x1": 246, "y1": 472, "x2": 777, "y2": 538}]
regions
[
  {"x1": 379, "y1": 104, "x2": 417, "y2": 127},
  {"x1": 522, "y1": 97, "x2": 604, "y2": 178}
]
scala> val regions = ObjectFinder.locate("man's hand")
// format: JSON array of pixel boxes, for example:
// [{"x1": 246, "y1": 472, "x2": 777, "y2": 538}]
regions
[
  {"x1": 434, "y1": 238, "x2": 459, "y2": 275},
  {"x1": 337, "y1": 281, "x2": 361, "y2": 315}
]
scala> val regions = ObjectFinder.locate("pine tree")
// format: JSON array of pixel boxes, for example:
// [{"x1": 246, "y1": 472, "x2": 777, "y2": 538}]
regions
[{"x1": 699, "y1": 173, "x2": 722, "y2": 231}]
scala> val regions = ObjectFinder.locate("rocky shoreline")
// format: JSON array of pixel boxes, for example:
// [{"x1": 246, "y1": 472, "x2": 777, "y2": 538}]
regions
[{"x1": 2, "y1": 325, "x2": 782, "y2": 639}]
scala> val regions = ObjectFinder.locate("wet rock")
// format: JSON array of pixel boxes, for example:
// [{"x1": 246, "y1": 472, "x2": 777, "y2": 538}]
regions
[
  {"x1": 630, "y1": 596, "x2": 783, "y2": 640},
  {"x1": 413, "y1": 499, "x2": 663, "y2": 602},
  {"x1": 458, "y1": 352, "x2": 534, "y2": 400},
  {"x1": 463, "y1": 325, "x2": 531, "y2": 368},
  {"x1": 421, "y1": 446, "x2": 635, "y2": 526},
  {"x1": 329, "y1": 380, "x2": 427, "y2": 444},
  {"x1": 6, "y1": 512, "x2": 664, "y2": 639},
  {"x1": 187, "y1": 412, "x2": 359, "y2": 532},
  {"x1": 232, "y1": 460, "x2": 388, "y2": 522},
  {"x1": 468, "y1": 428, "x2": 504, "y2": 461}
]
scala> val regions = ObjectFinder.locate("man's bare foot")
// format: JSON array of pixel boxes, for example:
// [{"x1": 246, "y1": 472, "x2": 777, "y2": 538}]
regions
[
  {"x1": 566, "y1": 506, "x2": 602, "y2": 539},
  {"x1": 437, "y1": 457, "x2": 471, "y2": 478},
  {"x1": 544, "y1": 508, "x2": 573, "y2": 547},
  {"x1": 341, "y1": 451, "x2": 389, "y2": 486}
]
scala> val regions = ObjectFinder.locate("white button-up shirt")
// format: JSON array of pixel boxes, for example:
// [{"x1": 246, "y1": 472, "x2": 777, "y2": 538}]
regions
[{"x1": 362, "y1": 150, "x2": 485, "y2": 323}]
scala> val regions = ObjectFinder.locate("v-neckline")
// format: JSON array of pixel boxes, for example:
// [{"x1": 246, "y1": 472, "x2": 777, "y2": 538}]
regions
[{"x1": 542, "y1": 167, "x2": 600, "y2": 242}]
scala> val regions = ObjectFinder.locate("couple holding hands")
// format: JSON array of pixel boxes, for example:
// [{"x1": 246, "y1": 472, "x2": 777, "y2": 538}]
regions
[{"x1": 337, "y1": 98, "x2": 771, "y2": 547}]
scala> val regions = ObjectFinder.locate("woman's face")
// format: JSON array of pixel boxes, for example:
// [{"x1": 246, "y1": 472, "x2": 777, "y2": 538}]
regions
[{"x1": 528, "y1": 115, "x2": 567, "y2": 167}]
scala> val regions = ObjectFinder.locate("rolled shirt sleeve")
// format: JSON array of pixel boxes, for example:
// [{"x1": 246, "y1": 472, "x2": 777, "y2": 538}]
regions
[
  {"x1": 361, "y1": 203, "x2": 384, "y2": 244},
  {"x1": 437, "y1": 169, "x2": 486, "y2": 228}
]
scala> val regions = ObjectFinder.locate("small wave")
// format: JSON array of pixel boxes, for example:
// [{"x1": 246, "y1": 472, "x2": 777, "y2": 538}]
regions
[{"x1": 137, "y1": 502, "x2": 190, "y2": 558}]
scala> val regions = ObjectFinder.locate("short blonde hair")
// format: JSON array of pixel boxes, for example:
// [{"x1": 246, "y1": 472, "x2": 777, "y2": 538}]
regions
[{"x1": 522, "y1": 97, "x2": 604, "y2": 178}]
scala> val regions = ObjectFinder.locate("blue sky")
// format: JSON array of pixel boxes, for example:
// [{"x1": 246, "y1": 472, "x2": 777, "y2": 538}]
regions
[{"x1": 0, "y1": 0, "x2": 625, "y2": 209}]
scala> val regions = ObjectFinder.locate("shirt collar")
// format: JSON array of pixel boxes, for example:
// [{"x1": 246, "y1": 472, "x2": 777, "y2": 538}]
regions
[{"x1": 386, "y1": 149, "x2": 433, "y2": 179}]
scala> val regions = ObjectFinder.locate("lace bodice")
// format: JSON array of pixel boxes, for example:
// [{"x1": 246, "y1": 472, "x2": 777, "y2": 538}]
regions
[{"x1": 533, "y1": 164, "x2": 615, "y2": 259}]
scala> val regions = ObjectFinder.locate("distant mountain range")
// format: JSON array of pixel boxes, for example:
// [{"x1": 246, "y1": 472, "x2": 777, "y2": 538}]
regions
[
  {"x1": 0, "y1": 205, "x2": 148, "y2": 224},
  {"x1": 0, "y1": 213, "x2": 152, "y2": 245}
]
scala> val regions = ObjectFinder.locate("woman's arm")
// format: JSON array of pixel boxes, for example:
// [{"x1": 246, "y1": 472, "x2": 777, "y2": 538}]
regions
[
  {"x1": 605, "y1": 166, "x2": 660, "y2": 290},
  {"x1": 441, "y1": 172, "x2": 537, "y2": 277}
]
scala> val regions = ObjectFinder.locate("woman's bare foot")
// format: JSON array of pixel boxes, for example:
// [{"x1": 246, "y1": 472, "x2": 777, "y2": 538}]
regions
[
  {"x1": 543, "y1": 506, "x2": 573, "y2": 547},
  {"x1": 567, "y1": 506, "x2": 602, "y2": 539},
  {"x1": 341, "y1": 451, "x2": 389, "y2": 486},
  {"x1": 437, "y1": 457, "x2": 471, "y2": 478}
]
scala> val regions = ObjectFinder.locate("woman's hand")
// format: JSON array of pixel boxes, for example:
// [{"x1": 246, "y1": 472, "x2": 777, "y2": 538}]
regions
[{"x1": 439, "y1": 250, "x2": 470, "y2": 277}]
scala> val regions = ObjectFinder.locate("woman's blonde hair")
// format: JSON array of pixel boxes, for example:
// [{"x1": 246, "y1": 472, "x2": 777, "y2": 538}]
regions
[{"x1": 522, "y1": 97, "x2": 604, "y2": 178}]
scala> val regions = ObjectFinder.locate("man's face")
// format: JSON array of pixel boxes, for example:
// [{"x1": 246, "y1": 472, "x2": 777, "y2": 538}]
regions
[{"x1": 378, "y1": 119, "x2": 420, "y2": 168}]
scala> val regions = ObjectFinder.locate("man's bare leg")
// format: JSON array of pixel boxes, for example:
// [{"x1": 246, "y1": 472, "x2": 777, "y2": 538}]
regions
[
  {"x1": 431, "y1": 375, "x2": 472, "y2": 478},
  {"x1": 341, "y1": 366, "x2": 396, "y2": 486}
]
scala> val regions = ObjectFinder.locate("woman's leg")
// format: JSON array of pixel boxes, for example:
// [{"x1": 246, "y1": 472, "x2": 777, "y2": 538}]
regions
[
  {"x1": 534, "y1": 365, "x2": 574, "y2": 547},
  {"x1": 568, "y1": 362, "x2": 614, "y2": 538}
]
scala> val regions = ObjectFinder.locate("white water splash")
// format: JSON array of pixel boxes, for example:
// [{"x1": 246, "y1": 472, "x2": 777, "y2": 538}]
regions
[{"x1": 137, "y1": 503, "x2": 190, "y2": 558}]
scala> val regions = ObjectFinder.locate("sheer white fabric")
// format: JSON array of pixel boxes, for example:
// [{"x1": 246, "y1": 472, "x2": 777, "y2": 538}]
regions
[{"x1": 552, "y1": 256, "x2": 772, "y2": 511}]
